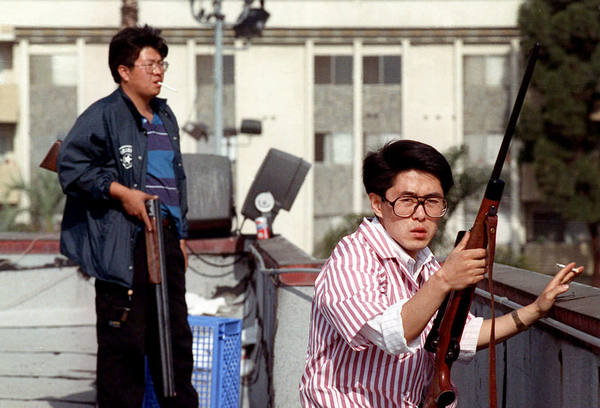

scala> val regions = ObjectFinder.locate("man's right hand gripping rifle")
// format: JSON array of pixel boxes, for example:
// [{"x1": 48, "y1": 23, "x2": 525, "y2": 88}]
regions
[{"x1": 109, "y1": 181, "x2": 157, "y2": 231}]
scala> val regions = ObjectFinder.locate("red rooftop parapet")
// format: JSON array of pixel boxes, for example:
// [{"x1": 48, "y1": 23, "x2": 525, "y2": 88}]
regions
[
  {"x1": 0, "y1": 233, "x2": 61, "y2": 254},
  {"x1": 252, "y1": 236, "x2": 323, "y2": 286}
]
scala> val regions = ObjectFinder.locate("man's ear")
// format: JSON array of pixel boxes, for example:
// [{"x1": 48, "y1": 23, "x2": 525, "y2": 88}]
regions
[
  {"x1": 117, "y1": 65, "x2": 130, "y2": 83},
  {"x1": 369, "y1": 193, "x2": 384, "y2": 218}
]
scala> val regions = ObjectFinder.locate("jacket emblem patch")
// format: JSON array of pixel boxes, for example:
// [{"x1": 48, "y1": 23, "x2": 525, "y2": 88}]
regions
[{"x1": 119, "y1": 145, "x2": 133, "y2": 169}]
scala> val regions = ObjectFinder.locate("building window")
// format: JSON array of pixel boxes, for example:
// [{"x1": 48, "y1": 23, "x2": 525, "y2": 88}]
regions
[
  {"x1": 314, "y1": 132, "x2": 326, "y2": 163},
  {"x1": 195, "y1": 55, "x2": 236, "y2": 154},
  {"x1": 315, "y1": 55, "x2": 352, "y2": 85},
  {"x1": 0, "y1": 44, "x2": 12, "y2": 83},
  {"x1": 0, "y1": 124, "x2": 15, "y2": 154},
  {"x1": 363, "y1": 55, "x2": 401, "y2": 85},
  {"x1": 30, "y1": 55, "x2": 77, "y2": 87},
  {"x1": 197, "y1": 54, "x2": 235, "y2": 85},
  {"x1": 314, "y1": 132, "x2": 353, "y2": 165},
  {"x1": 463, "y1": 55, "x2": 510, "y2": 132},
  {"x1": 0, "y1": 123, "x2": 19, "y2": 206},
  {"x1": 463, "y1": 54, "x2": 511, "y2": 166}
]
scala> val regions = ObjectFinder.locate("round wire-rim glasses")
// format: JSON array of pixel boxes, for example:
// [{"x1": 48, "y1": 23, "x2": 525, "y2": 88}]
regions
[{"x1": 382, "y1": 194, "x2": 448, "y2": 218}]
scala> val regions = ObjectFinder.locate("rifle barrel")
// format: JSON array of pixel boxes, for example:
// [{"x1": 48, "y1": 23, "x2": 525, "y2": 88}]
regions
[{"x1": 490, "y1": 42, "x2": 540, "y2": 181}]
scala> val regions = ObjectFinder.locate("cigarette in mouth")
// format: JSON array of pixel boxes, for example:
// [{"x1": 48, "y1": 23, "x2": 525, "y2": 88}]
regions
[
  {"x1": 158, "y1": 82, "x2": 177, "y2": 92},
  {"x1": 556, "y1": 263, "x2": 580, "y2": 273}
]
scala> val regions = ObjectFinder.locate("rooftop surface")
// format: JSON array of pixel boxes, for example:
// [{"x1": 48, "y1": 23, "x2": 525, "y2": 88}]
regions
[
  {"x1": 0, "y1": 235, "x2": 248, "y2": 408},
  {"x1": 0, "y1": 252, "x2": 96, "y2": 407}
]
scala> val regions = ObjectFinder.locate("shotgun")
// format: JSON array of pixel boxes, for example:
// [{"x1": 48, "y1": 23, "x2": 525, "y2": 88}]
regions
[
  {"x1": 145, "y1": 197, "x2": 176, "y2": 397},
  {"x1": 423, "y1": 42, "x2": 540, "y2": 408}
]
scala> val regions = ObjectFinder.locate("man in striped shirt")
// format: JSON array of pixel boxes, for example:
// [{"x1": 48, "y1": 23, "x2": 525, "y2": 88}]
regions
[{"x1": 299, "y1": 140, "x2": 582, "y2": 407}]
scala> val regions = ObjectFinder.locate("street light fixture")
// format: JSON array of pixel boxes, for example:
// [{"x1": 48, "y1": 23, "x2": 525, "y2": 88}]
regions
[
  {"x1": 233, "y1": 1, "x2": 270, "y2": 39},
  {"x1": 182, "y1": 121, "x2": 208, "y2": 141},
  {"x1": 189, "y1": 0, "x2": 270, "y2": 155},
  {"x1": 183, "y1": 118, "x2": 262, "y2": 140},
  {"x1": 183, "y1": 118, "x2": 262, "y2": 159}
]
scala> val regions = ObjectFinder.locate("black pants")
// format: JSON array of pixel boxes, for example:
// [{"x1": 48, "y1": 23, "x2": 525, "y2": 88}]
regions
[{"x1": 95, "y1": 224, "x2": 198, "y2": 408}]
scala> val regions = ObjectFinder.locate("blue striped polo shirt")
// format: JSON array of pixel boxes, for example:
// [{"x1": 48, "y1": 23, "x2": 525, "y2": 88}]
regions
[{"x1": 142, "y1": 114, "x2": 183, "y2": 238}]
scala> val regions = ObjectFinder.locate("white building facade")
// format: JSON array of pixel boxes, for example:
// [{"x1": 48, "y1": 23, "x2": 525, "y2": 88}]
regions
[{"x1": 1, "y1": 0, "x2": 526, "y2": 255}]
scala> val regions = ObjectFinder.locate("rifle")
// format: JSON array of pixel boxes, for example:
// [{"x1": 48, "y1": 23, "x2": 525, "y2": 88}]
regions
[
  {"x1": 145, "y1": 197, "x2": 176, "y2": 397},
  {"x1": 423, "y1": 42, "x2": 540, "y2": 408}
]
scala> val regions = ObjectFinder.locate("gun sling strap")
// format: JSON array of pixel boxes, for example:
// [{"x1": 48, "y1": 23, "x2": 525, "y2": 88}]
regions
[{"x1": 485, "y1": 211, "x2": 498, "y2": 408}]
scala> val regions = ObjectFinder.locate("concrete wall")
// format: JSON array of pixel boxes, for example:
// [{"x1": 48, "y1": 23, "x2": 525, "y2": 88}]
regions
[{"x1": 273, "y1": 284, "x2": 314, "y2": 407}]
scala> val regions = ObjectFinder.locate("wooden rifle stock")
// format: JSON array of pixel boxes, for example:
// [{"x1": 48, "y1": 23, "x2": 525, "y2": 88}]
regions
[
  {"x1": 145, "y1": 198, "x2": 176, "y2": 398},
  {"x1": 423, "y1": 43, "x2": 540, "y2": 408},
  {"x1": 39, "y1": 139, "x2": 62, "y2": 172}
]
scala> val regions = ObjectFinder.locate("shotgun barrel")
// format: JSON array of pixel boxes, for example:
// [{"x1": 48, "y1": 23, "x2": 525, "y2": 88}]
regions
[{"x1": 145, "y1": 198, "x2": 176, "y2": 398}]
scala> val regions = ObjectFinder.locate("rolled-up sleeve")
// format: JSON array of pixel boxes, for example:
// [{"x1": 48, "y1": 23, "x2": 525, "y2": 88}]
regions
[
  {"x1": 358, "y1": 301, "x2": 420, "y2": 355},
  {"x1": 359, "y1": 305, "x2": 483, "y2": 359}
]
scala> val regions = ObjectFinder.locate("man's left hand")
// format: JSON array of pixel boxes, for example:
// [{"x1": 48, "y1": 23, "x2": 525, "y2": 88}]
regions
[{"x1": 533, "y1": 261, "x2": 583, "y2": 315}]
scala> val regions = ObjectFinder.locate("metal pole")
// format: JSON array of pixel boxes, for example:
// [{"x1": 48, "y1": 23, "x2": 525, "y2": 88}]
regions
[{"x1": 213, "y1": 0, "x2": 224, "y2": 155}]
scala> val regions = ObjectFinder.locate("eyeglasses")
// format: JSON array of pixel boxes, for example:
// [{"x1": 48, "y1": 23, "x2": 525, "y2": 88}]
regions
[
  {"x1": 134, "y1": 60, "x2": 169, "y2": 73},
  {"x1": 382, "y1": 194, "x2": 448, "y2": 218}
]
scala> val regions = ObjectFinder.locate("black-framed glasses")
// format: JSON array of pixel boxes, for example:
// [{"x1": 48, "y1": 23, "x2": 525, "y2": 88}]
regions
[
  {"x1": 134, "y1": 60, "x2": 169, "y2": 73},
  {"x1": 382, "y1": 194, "x2": 448, "y2": 218}
]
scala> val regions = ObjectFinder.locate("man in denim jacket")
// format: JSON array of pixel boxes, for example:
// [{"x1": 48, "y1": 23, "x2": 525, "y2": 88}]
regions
[{"x1": 58, "y1": 25, "x2": 197, "y2": 408}]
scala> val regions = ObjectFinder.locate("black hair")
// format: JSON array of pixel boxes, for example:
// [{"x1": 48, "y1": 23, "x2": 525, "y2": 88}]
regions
[
  {"x1": 363, "y1": 139, "x2": 454, "y2": 197},
  {"x1": 108, "y1": 24, "x2": 168, "y2": 84}
]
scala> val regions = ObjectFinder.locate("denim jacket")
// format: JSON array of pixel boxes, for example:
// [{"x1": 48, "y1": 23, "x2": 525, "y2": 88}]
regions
[{"x1": 58, "y1": 87, "x2": 188, "y2": 287}]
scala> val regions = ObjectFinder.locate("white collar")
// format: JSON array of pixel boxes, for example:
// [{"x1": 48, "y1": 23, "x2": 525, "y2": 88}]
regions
[{"x1": 369, "y1": 217, "x2": 435, "y2": 277}]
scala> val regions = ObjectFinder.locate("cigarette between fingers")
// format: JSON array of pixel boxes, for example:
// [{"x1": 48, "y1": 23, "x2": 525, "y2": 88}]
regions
[{"x1": 556, "y1": 263, "x2": 581, "y2": 273}]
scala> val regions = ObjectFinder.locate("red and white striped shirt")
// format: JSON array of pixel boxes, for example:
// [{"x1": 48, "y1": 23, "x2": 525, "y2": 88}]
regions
[{"x1": 299, "y1": 218, "x2": 481, "y2": 408}]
